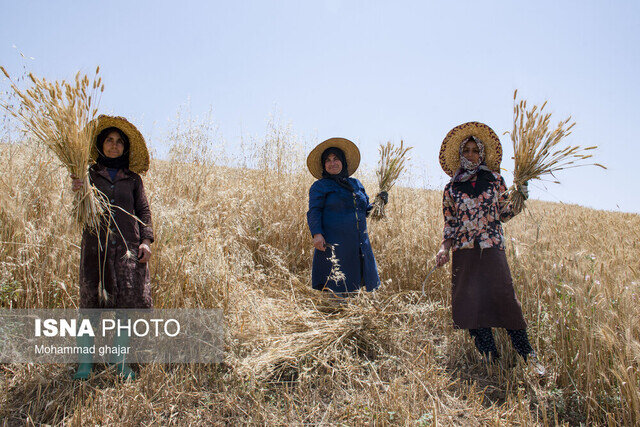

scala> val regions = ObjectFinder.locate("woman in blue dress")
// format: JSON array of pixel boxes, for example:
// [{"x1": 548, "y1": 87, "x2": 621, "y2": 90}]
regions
[{"x1": 306, "y1": 138, "x2": 386, "y2": 296}]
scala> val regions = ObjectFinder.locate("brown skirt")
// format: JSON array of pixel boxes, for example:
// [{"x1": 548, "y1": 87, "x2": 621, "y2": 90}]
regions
[{"x1": 451, "y1": 246, "x2": 527, "y2": 330}]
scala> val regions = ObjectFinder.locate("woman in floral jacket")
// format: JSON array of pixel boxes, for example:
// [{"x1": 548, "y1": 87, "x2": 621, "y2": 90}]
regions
[{"x1": 435, "y1": 122, "x2": 544, "y2": 374}]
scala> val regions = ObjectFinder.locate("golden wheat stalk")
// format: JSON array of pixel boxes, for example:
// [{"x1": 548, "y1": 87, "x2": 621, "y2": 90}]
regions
[
  {"x1": 370, "y1": 140, "x2": 412, "y2": 221},
  {"x1": 506, "y1": 90, "x2": 606, "y2": 212},
  {"x1": 0, "y1": 65, "x2": 107, "y2": 231}
]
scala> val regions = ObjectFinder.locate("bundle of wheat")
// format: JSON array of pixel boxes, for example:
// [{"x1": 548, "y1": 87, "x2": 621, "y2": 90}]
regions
[
  {"x1": 0, "y1": 66, "x2": 107, "y2": 231},
  {"x1": 370, "y1": 140, "x2": 412, "y2": 220},
  {"x1": 238, "y1": 292, "x2": 396, "y2": 383},
  {"x1": 507, "y1": 90, "x2": 605, "y2": 212}
]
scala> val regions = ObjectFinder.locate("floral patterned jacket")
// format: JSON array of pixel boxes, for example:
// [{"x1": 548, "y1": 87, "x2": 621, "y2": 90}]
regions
[{"x1": 442, "y1": 170, "x2": 520, "y2": 251}]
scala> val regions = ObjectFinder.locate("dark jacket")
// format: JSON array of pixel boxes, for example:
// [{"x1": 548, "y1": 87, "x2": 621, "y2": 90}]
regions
[
  {"x1": 79, "y1": 164, "x2": 153, "y2": 308},
  {"x1": 307, "y1": 178, "x2": 380, "y2": 293}
]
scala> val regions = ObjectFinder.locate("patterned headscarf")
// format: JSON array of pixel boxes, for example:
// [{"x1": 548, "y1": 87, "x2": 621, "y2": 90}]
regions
[{"x1": 452, "y1": 136, "x2": 491, "y2": 182}]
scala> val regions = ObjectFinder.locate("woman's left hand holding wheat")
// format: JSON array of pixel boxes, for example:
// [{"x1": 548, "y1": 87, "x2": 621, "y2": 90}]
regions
[
  {"x1": 377, "y1": 191, "x2": 388, "y2": 204},
  {"x1": 516, "y1": 181, "x2": 529, "y2": 200},
  {"x1": 71, "y1": 174, "x2": 84, "y2": 192}
]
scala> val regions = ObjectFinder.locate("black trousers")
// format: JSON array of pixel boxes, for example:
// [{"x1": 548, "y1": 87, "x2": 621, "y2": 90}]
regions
[{"x1": 468, "y1": 328, "x2": 534, "y2": 361}]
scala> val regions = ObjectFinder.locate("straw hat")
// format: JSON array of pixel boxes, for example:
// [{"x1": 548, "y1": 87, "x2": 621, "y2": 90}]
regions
[
  {"x1": 89, "y1": 115, "x2": 150, "y2": 175},
  {"x1": 439, "y1": 121, "x2": 502, "y2": 176},
  {"x1": 306, "y1": 137, "x2": 360, "y2": 179}
]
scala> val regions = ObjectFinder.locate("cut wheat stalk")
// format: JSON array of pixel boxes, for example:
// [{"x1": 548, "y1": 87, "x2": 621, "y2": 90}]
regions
[
  {"x1": 0, "y1": 65, "x2": 107, "y2": 231},
  {"x1": 505, "y1": 90, "x2": 606, "y2": 212},
  {"x1": 370, "y1": 140, "x2": 412, "y2": 221}
]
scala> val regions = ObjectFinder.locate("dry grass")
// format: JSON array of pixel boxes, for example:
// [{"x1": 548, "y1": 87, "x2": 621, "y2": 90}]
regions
[{"x1": 0, "y1": 115, "x2": 638, "y2": 425}]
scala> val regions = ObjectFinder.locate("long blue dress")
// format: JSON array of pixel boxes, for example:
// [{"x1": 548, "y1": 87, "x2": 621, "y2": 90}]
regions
[{"x1": 307, "y1": 178, "x2": 381, "y2": 293}]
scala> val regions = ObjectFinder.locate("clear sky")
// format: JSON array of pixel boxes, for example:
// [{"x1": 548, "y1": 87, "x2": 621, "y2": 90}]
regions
[{"x1": 1, "y1": 0, "x2": 638, "y2": 212}]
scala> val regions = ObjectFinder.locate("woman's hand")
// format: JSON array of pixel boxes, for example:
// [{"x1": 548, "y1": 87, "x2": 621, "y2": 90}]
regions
[
  {"x1": 138, "y1": 239, "x2": 152, "y2": 263},
  {"x1": 377, "y1": 191, "x2": 388, "y2": 204},
  {"x1": 71, "y1": 174, "x2": 84, "y2": 192},
  {"x1": 313, "y1": 234, "x2": 327, "y2": 251},
  {"x1": 436, "y1": 248, "x2": 449, "y2": 267},
  {"x1": 436, "y1": 239, "x2": 452, "y2": 267},
  {"x1": 516, "y1": 181, "x2": 529, "y2": 200}
]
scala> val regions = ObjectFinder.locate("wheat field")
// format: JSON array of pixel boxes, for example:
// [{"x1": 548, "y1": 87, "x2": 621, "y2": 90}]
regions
[{"x1": 0, "y1": 121, "x2": 638, "y2": 425}]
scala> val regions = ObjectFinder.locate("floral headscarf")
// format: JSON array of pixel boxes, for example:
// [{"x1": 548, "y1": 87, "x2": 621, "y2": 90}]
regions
[{"x1": 452, "y1": 136, "x2": 492, "y2": 182}]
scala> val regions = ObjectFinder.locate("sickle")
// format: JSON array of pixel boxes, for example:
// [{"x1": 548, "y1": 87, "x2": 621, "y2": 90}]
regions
[{"x1": 421, "y1": 265, "x2": 439, "y2": 297}]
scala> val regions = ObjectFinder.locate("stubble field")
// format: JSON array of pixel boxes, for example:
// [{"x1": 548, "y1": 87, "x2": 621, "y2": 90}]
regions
[{"x1": 0, "y1": 125, "x2": 638, "y2": 425}]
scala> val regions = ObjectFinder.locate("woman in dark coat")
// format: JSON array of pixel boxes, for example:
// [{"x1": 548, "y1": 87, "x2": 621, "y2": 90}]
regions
[
  {"x1": 306, "y1": 138, "x2": 385, "y2": 296},
  {"x1": 435, "y1": 122, "x2": 544, "y2": 375},
  {"x1": 71, "y1": 115, "x2": 153, "y2": 379}
]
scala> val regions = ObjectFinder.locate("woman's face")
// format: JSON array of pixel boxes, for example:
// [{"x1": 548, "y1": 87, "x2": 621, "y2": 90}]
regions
[
  {"x1": 324, "y1": 153, "x2": 343, "y2": 175},
  {"x1": 461, "y1": 140, "x2": 480, "y2": 165},
  {"x1": 103, "y1": 131, "x2": 125, "y2": 158}
]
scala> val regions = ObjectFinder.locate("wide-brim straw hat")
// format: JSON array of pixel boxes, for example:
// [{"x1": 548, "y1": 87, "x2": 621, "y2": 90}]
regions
[
  {"x1": 89, "y1": 115, "x2": 150, "y2": 175},
  {"x1": 306, "y1": 137, "x2": 360, "y2": 179},
  {"x1": 439, "y1": 121, "x2": 502, "y2": 176}
]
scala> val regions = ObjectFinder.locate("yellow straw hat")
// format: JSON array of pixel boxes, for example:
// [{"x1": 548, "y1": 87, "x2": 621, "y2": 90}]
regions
[
  {"x1": 306, "y1": 137, "x2": 361, "y2": 179},
  {"x1": 89, "y1": 115, "x2": 150, "y2": 175},
  {"x1": 439, "y1": 121, "x2": 502, "y2": 177}
]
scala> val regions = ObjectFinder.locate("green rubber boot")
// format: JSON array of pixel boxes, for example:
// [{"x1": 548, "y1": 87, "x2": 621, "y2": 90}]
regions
[
  {"x1": 73, "y1": 333, "x2": 95, "y2": 380},
  {"x1": 111, "y1": 326, "x2": 135, "y2": 380}
]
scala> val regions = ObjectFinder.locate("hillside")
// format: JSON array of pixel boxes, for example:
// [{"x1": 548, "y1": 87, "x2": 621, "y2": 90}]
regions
[{"x1": 1, "y1": 140, "x2": 638, "y2": 425}]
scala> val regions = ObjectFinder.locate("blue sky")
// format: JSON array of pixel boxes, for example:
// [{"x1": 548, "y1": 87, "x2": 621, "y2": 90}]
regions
[{"x1": 1, "y1": 0, "x2": 638, "y2": 212}]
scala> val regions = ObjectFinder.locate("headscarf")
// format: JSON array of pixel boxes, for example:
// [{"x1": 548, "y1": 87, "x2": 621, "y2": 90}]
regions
[
  {"x1": 95, "y1": 127, "x2": 130, "y2": 170},
  {"x1": 321, "y1": 147, "x2": 355, "y2": 192},
  {"x1": 452, "y1": 136, "x2": 492, "y2": 183}
]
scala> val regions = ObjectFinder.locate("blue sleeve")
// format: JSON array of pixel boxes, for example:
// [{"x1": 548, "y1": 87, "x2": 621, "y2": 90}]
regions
[
  {"x1": 366, "y1": 194, "x2": 373, "y2": 215},
  {"x1": 355, "y1": 179, "x2": 374, "y2": 215},
  {"x1": 307, "y1": 181, "x2": 325, "y2": 236}
]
